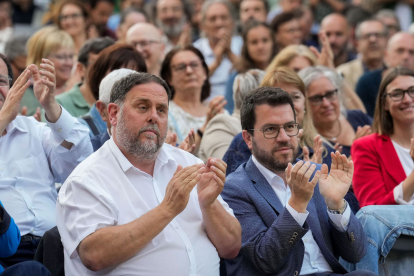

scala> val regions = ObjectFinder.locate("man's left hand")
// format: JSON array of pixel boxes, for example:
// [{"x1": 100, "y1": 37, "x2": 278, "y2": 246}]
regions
[
  {"x1": 197, "y1": 158, "x2": 227, "y2": 208},
  {"x1": 30, "y1": 59, "x2": 61, "y2": 122},
  {"x1": 319, "y1": 151, "x2": 353, "y2": 210}
]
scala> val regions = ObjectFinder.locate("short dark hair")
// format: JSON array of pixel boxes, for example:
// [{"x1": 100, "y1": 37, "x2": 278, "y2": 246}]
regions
[
  {"x1": 0, "y1": 54, "x2": 14, "y2": 88},
  {"x1": 160, "y1": 45, "x2": 211, "y2": 102},
  {"x1": 119, "y1": 6, "x2": 148, "y2": 25},
  {"x1": 88, "y1": 43, "x2": 148, "y2": 100},
  {"x1": 270, "y1": 10, "x2": 300, "y2": 34},
  {"x1": 241, "y1": 87, "x2": 296, "y2": 135},
  {"x1": 110, "y1": 72, "x2": 171, "y2": 105},
  {"x1": 89, "y1": 0, "x2": 115, "y2": 9},
  {"x1": 240, "y1": 0, "x2": 269, "y2": 13},
  {"x1": 152, "y1": 0, "x2": 192, "y2": 22},
  {"x1": 78, "y1": 37, "x2": 115, "y2": 66}
]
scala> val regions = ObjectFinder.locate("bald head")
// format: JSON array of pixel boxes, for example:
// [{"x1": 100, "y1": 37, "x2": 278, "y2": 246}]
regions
[
  {"x1": 125, "y1": 23, "x2": 165, "y2": 76},
  {"x1": 320, "y1": 13, "x2": 349, "y2": 60},
  {"x1": 385, "y1": 32, "x2": 414, "y2": 70}
]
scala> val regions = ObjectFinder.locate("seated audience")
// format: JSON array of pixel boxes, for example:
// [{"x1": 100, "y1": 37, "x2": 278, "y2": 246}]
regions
[
  {"x1": 115, "y1": 7, "x2": 147, "y2": 42},
  {"x1": 0, "y1": 54, "x2": 92, "y2": 266},
  {"x1": 126, "y1": 22, "x2": 165, "y2": 76},
  {"x1": 266, "y1": 0, "x2": 302, "y2": 23},
  {"x1": 311, "y1": 0, "x2": 347, "y2": 24},
  {"x1": 107, "y1": 0, "x2": 144, "y2": 31},
  {"x1": 353, "y1": 66, "x2": 414, "y2": 207},
  {"x1": 87, "y1": 0, "x2": 116, "y2": 39},
  {"x1": 267, "y1": 44, "x2": 317, "y2": 73},
  {"x1": 375, "y1": 9, "x2": 401, "y2": 39},
  {"x1": 56, "y1": 37, "x2": 114, "y2": 117},
  {"x1": 356, "y1": 32, "x2": 414, "y2": 117},
  {"x1": 271, "y1": 11, "x2": 302, "y2": 54},
  {"x1": 53, "y1": 0, "x2": 91, "y2": 55},
  {"x1": 225, "y1": 20, "x2": 275, "y2": 112},
  {"x1": 194, "y1": 0, "x2": 242, "y2": 100},
  {"x1": 81, "y1": 43, "x2": 147, "y2": 136},
  {"x1": 239, "y1": 0, "x2": 268, "y2": 26},
  {"x1": 199, "y1": 69, "x2": 265, "y2": 162},
  {"x1": 221, "y1": 87, "x2": 374, "y2": 276},
  {"x1": 21, "y1": 26, "x2": 75, "y2": 115},
  {"x1": 56, "y1": 72, "x2": 241, "y2": 275},
  {"x1": 4, "y1": 35, "x2": 29, "y2": 82},
  {"x1": 320, "y1": 13, "x2": 356, "y2": 68},
  {"x1": 298, "y1": 7, "x2": 318, "y2": 48},
  {"x1": 160, "y1": 45, "x2": 225, "y2": 152},
  {"x1": 299, "y1": 66, "x2": 372, "y2": 159},
  {"x1": 337, "y1": 19, "x2": 388, "y2": 90}
]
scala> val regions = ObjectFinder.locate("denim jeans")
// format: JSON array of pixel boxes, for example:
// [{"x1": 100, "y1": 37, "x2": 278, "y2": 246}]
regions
[{"x1": 340, "y1": 205, "x2": 414, "y2": 275}]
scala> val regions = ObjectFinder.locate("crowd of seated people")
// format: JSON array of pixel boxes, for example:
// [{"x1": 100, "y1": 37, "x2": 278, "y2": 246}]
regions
[{"x1": 0, "y1": 0, "x2": 414, "y2": 275}]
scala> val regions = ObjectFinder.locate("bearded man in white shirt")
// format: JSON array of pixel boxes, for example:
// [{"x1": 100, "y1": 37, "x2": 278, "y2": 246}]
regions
[
  {"x1": 0, "y1": 54, "x2": 92, "y2": 267},
  {"x1": 56, "y1": 72, "x2": 241, "y2": 275}
]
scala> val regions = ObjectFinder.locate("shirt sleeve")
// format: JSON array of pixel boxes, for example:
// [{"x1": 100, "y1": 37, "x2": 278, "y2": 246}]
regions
[
  {"x1": 286, "y1": 202, "x2": 309, "y2": 227},
  {"x1": 41, "y1": 106, "x2": 93, "y2": 183},
  {"x1": 56, "y1": 175, "x2": 118, "y2": 259},
  {"x1": 327, "y1": 201, "x2": 351, "y2": 232},
  {"x1": 394, "y1": 182, "x2": 414, "y2": 205}
]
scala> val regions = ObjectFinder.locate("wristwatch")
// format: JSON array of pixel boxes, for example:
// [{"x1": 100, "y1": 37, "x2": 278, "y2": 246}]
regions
[{"x1": 327, "y1": 199, "x2": 347, "y2": 215}]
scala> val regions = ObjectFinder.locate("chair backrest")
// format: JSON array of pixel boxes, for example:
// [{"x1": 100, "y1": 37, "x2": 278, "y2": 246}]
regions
[{"x1": 34, "y1": 226, "x2": 64, "y2": 276}]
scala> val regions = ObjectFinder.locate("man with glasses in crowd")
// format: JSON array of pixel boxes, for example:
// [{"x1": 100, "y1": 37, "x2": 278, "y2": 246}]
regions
[
  {"x1": 221, "y1": 87, "x2": 375, "y2": 276},
  {"x1": 0, "y1": 54, "x2": 92, "y2": 266}
]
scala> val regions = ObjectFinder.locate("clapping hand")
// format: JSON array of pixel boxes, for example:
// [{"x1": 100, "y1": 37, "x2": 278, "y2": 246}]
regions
[
  {"x1": 310, "y1": 31, "x2": 334, "y2": 69},
  {"x1": 179, "y1": 129, "x2": 196, "y2": 153},
  {"x1": 303, "y1": 135, "x2": 323, "y2": 164},
  {"x1": 319, "y1": 151, "x2": 353, "y2": 210},
  {"x1": 197, "y1": 158, "x2": 227, "y2": 209}
]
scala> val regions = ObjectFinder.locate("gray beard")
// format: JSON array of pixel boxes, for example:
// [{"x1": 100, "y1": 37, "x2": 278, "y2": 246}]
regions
[
  {"x1": 156, "y1": 17, "x2": 186, "y2": 38},
  {"x1": 252, "y1": 138, "x2": 298, "y2": 172},
  {"x1": 115, "y1": 109, "x2": 167, "y2": 160}
]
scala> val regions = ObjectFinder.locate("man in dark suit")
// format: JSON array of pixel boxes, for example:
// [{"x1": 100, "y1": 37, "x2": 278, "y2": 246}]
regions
[{"x1": 221, "y1": 87, "x2": 375, "y2": 276}]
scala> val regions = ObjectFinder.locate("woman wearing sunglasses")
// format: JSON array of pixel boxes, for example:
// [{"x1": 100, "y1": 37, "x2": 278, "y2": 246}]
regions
[
  {"x1": 299, "y1": 66, "x2": 373, "y2": 159},
  {"x1": 352, "y1": 66, "x2": 414, "y2": 207}
]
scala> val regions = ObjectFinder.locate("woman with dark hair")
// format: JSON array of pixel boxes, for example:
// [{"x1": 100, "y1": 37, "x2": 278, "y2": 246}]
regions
[
  {"x1": 160, "y1": 45, "x2": 225, "y2": 154},
  {"x1": 225, "y1": 20, "x2": 275, "y2": 113},
  {"x1": 353, "y1": 66, "x2": 414, "y2": 207},
  {"x1": 81, "y1": 43, "x2": 147, "y2": 136}
]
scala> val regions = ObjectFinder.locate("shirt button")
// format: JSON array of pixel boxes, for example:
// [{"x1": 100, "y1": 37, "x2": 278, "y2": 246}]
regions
[
  {"x1": 31, "y1": 229, "x2": 34, "y2": 233},
  {"x1": 304, "y1": 239, "x2": 307, "y2": 242},
  {"x1": 18, "y1": 188, "x2": 22, "y2": 191},
  {"x1": 312, "y1": 262, "x2": 316, "y2": 266},
  {"x1": 29, "y1": 207, "x2": 32, "y2": 210},
  {"x1": 58, "y1": 128, "x2": 62, "y2": 132},
  {"x1": 188, "y1": 248, "x2": 192, "y2": 252},
  {"x1": 0, "y1": 167, "x2": 3, "y2": 171}
]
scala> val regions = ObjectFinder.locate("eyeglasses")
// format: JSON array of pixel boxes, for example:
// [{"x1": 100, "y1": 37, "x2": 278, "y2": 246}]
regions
[
  {"x1": 0, "y1": 75, "x2": 12, "y2": 88},
  {"x1": 59, "y1": 13, "x2": 83, "y2": 21},
  {"x1": 49, "y1": 54, "x2": 74, "y2": 61},
  {"x1": 249, "y1": 123, "x2": 299, "y2": 139},
  {"x1": 131, "y1": 40, "x2": 161, "y2": 49},
  {"x1": 359, "y1": 32, "x2": 386, "y2": 40},
  {"x1": 171, "y1": 61, "x2": 201, "y2": 73},
  {"x1": 307, "y1": 89, "x2": 338, "y2": 106},
  {"x1": 386, "y1": 86, "x2": 414, "y2": 102}
]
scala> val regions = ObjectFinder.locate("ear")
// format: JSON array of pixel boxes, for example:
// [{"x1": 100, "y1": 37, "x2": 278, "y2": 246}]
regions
[
  {"x1": 75, "y1": 62, "x2": 86, "y2": 80},
  {"x1": 107, "y1": 103, "x2": 120, "y2": 127},
  {"x1": 96, "y1": 100, "x2": 108, "y2": 122},
  {"x1": 242, "y1": 130, "x2": 254, "y2": 151},
  {"x1": 115, "y1": 26, "x2": 123, "y2": 41},
  {"x1": 384, "y1": 50, "x2": 390, "y2": 67}
]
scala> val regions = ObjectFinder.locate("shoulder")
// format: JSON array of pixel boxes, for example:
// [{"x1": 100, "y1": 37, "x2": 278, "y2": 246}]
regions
[
  {"x1": 13, "y1": 115, "x2": 45, "y2": 130},
  {"x1": 346, "y1": 109, "x2": 373, "y2": 127},
  {"x1": 206, "y1": 114, "x2": 241, "y2": 133},
  {"x1": 359, "y1": 69, "x2": 382, "y2": 81},
  {"x1": 193, "y1": 37, "x2": 208, "y2": 50},
  {"x1": 352, "y1": 133, "x2": 381, "y2": 149},
  {"x1": 337, "y1": 59, "x2": 362, "y2": 71}
]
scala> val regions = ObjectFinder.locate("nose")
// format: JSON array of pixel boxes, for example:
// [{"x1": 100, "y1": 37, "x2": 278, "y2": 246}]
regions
[
  {"x1": 276, "y1": 128, "x2": 290, "y2": 142},
  {"x1": 147, "y1": 107, "x2": 159, "y2": 124},
  {"x1": 402, "y1": 91, "x2": 413, "y2": 103},
  {"x1": 185, "y1": 64, "x2": 194, "y2": 74}
]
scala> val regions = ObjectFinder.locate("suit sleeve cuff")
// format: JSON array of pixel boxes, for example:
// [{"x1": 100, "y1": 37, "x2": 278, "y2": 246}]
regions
[
  {"x1": 46, "y1": 106, "x2": 75, "y2": 141},
  {"x1": 0, "y1": 205, "x2": 11, "y2": 235},
  {"x1": 328, "y1": 201, "x2": 351, "y2": 232},
  {"x1": 286, "y1": 202, "x2": 309, "y2": 227}
]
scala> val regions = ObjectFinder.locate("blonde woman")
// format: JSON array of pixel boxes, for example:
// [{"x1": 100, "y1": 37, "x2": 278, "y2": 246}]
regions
[{"x1": 21, "y1": 26, "x2": 75, "y2": 115}]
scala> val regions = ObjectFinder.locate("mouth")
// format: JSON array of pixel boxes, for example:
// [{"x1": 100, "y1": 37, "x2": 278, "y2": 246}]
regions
[
  {"x1": 400, "y1": 106, "x2": 414, "y2": 111},
  {"x1": 276, "y1": 147, "x2": 292, "y2": 153}
]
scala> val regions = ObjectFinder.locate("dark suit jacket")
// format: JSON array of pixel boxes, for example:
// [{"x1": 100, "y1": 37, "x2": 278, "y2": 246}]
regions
[
  {"x1": 351, "y1": 133, "x2": 405, "y2": 207},
  {"x1": 221, "y1": 158, "x2": 367, "y2": 276},
  {"x1": 90, "y1": 131, "x2": 110, "y2": 152}
]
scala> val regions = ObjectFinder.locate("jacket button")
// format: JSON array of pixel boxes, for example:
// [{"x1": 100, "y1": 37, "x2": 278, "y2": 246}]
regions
[
  {"x1": 293, "y1": 232, "x2": 298, "y2": 236},
  {"x1": 294, "y1": 271, "x2": 299, "y2": 276}
]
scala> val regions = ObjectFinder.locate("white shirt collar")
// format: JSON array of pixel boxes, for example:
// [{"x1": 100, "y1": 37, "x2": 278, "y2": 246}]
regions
[{"x1": 251, "y1": 155, "x2": 285, "y2": 188}]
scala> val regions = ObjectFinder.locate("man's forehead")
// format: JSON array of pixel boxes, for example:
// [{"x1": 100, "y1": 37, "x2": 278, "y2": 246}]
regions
[
  {"x1": 254, "y1": 104, "x2": 294, "y2": 124},
  {"x1": 0, "y1": 59, "x2": 8, "y2": 76},
  {"x1": 127, "y1": 82, "x2": 168, "y2": 101}
]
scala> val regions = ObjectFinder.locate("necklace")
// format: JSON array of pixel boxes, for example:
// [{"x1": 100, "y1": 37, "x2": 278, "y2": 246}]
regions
[{"x1": 320, "y1": 119, "x2": 342, "y2": 142}]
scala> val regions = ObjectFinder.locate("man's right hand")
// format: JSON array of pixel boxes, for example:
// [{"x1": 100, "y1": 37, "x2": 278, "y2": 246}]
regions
[
  {"x1": 0, "y1": 68, "x2": 31, "y2": 126},
  {"x1": 160, "y1": 164, "x2": 205, "y2": 217},
  {"x1": 286, "y1": 161, "x2": 321, "y2": 213}
]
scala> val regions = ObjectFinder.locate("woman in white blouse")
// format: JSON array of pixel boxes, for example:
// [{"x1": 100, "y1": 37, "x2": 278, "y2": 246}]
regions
[
  {"x1": 160, "y1": 45, "x2": 225, "y2": 154},
  {"x1": 352, "y1": 66, "x2": 414, "y2": 207}
]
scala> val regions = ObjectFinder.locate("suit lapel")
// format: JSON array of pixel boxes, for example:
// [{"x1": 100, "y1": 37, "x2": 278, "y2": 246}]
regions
[
  {"x1": 245, "y1": 158, "x2": 284, "y2": 215},
  {"x1": 377, "y1": 134, "x2": 406, "y2": 183}
]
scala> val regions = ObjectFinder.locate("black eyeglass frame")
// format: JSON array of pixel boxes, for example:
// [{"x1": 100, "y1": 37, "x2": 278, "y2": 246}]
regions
[
  {"x1": 249, "y1": 122, "x2": 300, "y2": 139},
  {"x1": 385, "y1": 86, "x2": 414, "y2": 102}
]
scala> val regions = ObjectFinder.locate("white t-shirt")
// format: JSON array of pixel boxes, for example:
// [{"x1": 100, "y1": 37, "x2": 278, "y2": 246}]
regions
[
  {"x1": 56, "y1": 138, "x2": 235, "y2": 276},
  {"x1": 392, "y1": 140, "x2": 414, "y2": 204}
]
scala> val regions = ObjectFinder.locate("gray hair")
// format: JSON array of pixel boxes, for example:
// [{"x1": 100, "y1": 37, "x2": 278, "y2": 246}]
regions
[
  {"x1": 375, "y1": 9, "x2": 401, "y2": 31},
  {"x1": 298, "y1": 66, "x2": 346, "y2": 116},
  {"x1": 119, "y1": 7, "x2": 148, "y2": 25},
  {"x1": 233, "y1": 69, "x2": 266, "y2": 111},
  {"x1": 4, "y1": 35, "x2": 30, "y2": 61},
  {"x1": 110, "y1": 72, "x2": 171, "y2": 107},
  {"x1": 355, "y1": 19, "x2": 387, "y2": 40},
  {"x1": 201, "y1": 0, "x2": 234, "y2": 23}
]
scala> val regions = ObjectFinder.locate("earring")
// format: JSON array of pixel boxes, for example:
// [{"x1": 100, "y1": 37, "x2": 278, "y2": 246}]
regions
[{"x1": 304, "y1": 110, "x2": 306, "y2": 114}]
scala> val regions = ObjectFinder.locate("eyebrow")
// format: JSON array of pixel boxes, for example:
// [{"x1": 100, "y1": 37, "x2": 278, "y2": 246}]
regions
[
  {"x1": 261, "y1": 121, "x2": 296, "y2": 128},
  {"x1": 132, "y1": 97, "x2": 168, "y2": 109}
]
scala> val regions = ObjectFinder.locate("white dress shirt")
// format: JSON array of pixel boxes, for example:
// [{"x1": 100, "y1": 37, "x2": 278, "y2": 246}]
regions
[
  {"x1": 0, "y1": 107, "x2": 92, "y2": 237},
  {"x1": 251, "y1": 156, "x2": 351, "y2": 276},
  {"x1": 193, "y1": 36, "x2": 243, "y2": 101},
  {"x1": 56, "y1": 138, "x2": 235, "y2": 276},
  {"x1": 392, "y1": 140, "x2": 414, "y2": 205}
]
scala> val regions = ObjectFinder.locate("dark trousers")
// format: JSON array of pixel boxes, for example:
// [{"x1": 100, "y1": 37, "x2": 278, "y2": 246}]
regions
[
  {"x1": 0, "y1": 239, "x2": 40, "y2": 268},
  {"x1": 313, "y1": 269, "x2": 378, "y2": 276},
  {"x1": 0, "y1": 261, "x2": 51, "y2": 276}
]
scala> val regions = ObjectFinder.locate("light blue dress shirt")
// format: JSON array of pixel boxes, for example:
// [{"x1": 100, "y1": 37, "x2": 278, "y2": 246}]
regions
[{"x1": 0, "y1": 107, "x2": 93, "y2": 237}]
